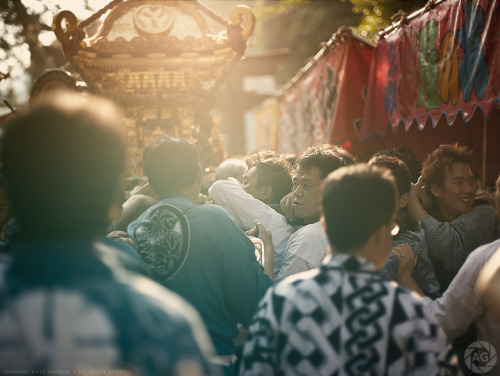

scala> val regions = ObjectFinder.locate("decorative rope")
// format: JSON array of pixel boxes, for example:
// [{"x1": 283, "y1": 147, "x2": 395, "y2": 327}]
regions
[
  {"x1": 328, "y1": 26, "x2": 352, "y2": 49},
  {"x1": 276, "y1": 27, "x2": 353, "y2": 99},
  {"x1": 391, "y1": 10, "x2": 408, "y2": 26},
  {"x1": 209, "y1": 52, "x2": 244, "y2": 92},
  {"x1": 188, "y1": 1, "x2": 249, "y2": 92},
  {"x1": 56, "y1": 0, "x2": 124, "y2": 55},
  {"x1": 424, "y1": 0, "x2": 438, "y2": 12},
  {"x1": 78, "y1": 0, "x2": 124, "y2": 29},
  {"x1": 379, "y1": 0, "x2": 447, "y2": 38},
  {"x1": 64, "y1": 25, "x2": 86, "y2": 54},
  {"x1": 190, "y1": 0, "x2": 229, "y2": 27}
]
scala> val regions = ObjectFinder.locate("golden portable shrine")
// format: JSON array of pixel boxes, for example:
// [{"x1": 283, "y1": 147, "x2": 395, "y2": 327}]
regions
[{"x1": 34, "y1": 0, "x2": 255, "y2": 176}]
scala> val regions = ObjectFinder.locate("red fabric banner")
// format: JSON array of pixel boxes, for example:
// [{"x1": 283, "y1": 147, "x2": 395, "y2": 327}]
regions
[
  {"x1": 278, "y1": 37, "x2": 375, "y2": 154},
  {"x1": 360, "y1": 0, "x2": 500, "y2": 139},
  {"x1": 251, "y1": 33, "x2": 377, "y2": 156}
]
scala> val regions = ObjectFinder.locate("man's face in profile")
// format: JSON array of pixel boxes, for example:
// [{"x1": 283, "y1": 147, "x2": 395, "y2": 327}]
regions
[{"x1": 242, "y1": 166, "x2": 268, "y2": 202}]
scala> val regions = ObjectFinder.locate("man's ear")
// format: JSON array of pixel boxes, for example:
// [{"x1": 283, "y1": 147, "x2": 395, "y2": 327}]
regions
[
  {"x1": 260, "y1": 185, "x2": 273, "y2": 202},
  {"x1": 399, "y1": 193, "x2": 410, "y2": 209},
  {"x1": 430, "y1": 183, "x2": 441, "y2": 198}
]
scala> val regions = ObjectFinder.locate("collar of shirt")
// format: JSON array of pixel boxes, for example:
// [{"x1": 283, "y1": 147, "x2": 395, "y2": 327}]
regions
[{"x1": 323, "y1": 253, "x2": 377, "y2": 274}]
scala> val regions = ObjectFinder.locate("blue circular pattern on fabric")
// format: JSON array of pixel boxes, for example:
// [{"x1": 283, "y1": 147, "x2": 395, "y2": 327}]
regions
[{"x1": 133, "y1": 204, "x2": 190, "y2": 283}]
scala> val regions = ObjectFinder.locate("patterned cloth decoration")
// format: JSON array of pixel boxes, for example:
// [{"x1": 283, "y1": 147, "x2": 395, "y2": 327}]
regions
[{"x1": 132, "y1": 204, "x2": 190, "y2": 283}]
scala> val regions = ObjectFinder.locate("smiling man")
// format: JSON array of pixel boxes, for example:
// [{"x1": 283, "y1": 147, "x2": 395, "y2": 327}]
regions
[
  {"x1": 408, "y1": 144, "x2": 499, "y2": 292},
  {"x1": 241, "y1": 165, "x2": 460, "y2": 375},
  {"x1": 275, "y1": 145, "x2": 354, "y2": 282}
]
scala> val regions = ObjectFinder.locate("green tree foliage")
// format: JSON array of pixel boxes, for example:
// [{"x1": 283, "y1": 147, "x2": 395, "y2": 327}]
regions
[
  {"x1": 344, "y1": 0, "x2": 428, "y2": 39},
  {"x1": 251, "y1": 0, "x2": 430, "y2": 83},
  {"x1": 252, "y1": 0, "x2": 361, "y2": 84},
  {"x1": 0, "y1": 0, "x2": 62, "y2": 104},
  {"x1": 0, "y1": 1, "x2": 100, "y2": 105}
]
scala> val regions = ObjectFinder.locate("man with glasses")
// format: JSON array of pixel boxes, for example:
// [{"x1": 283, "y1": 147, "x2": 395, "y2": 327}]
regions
[
  {"x1": 369, "y1": 153, "x2": 441, "y2": 299},
  {"x1": 240, "y1": 164, "x2": 459, "y2": 375}
]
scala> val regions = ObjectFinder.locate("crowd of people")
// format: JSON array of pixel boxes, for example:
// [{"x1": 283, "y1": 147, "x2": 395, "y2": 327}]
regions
[{"x1": 0, "y1": 91, "x2": 499, "y2": 375}]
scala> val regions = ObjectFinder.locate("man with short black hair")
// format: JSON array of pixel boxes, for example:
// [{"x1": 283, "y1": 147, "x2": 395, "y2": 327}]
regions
[
  {"x1": 240, "y1": 164, "x2": 460, "y2": 375},
  {"x1": 275, "y1": 145, "x2": 354, "y2": 281},
  {"x1": 399, "y1": 172, "x2": 500, "y2": 375},
  {"x1": 0, "y1": 92, "x2": 214, "y2": 374},
  {"x1": 209, "y1": 156, "x2": 294, "y2": 274},
  {"x1": 408, "y1": 144, "x2": 499, "y2": 291},
  {"x1": 129, "y1": 135, "x2": 274, "y2": 376},
  {"x1": 242, "y1": 158, "x2": 292, "y2": 206}
]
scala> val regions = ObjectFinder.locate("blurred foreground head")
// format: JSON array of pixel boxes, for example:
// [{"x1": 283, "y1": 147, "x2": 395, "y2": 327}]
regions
[{"x1": 1, "y1": 91, "x2": 126, "y2": 241}]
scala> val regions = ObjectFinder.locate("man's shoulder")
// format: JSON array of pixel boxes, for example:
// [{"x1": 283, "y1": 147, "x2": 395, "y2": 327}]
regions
[
  {"x1": 422, "y1": 204, "x2": 498, "y2": 235},
  {"x1": 3, "y1": 257, "x2": 201, "y2": 331},
  {"x1": 209, "y1": 179, "x2": 251, "y2": 204},
  {"x1": 360, "y1": 275, "x2": 435, "y2": 322},
  {"x1": 141, "y1": 199, "x2": 234, "y2": 222},
  {"x1": 455, "y1": 205, "x2": 500, "y2": 240},
  {"x1": 460, "y1": 204, "x2": 498, "y2": 222},
  {"x1": 290, "y1": 222, "x2": 323, "y2": 238},
  {"x1": 287, "y1": 222, "x2": 327, "y2": 250},
  {"x1": 275, "y1": 267, "x2": 322, "y2": 289},
  {"x1": 466, "y1": 204, "x2": 497, "y2": 219},
  {"x1": 210, "y1": 178, "x2": 242, "y2": 193},
  {"x1": 463, "y1": 238, "x2": 500, "y2": 268},
  {"x1": 272, "y1": 266, "x2": 429, "y2": 318},
  {"x1": 270, "y1": 268, "x2": 329, "y2": 308},
  {"x1": 392, "y1": 228, "x2": 426, "y2": 250},
  {"x1": 0, "y1": 268, "x2": 211, "y2": 372},
  {"x1": 188, "y1": 202, "x2": 235, "y2": 219}
]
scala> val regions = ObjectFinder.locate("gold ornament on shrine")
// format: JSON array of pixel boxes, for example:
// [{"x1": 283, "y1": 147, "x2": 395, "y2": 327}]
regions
[{"x1": 51, "y1": 0, "x2": 255, "y2": 173}]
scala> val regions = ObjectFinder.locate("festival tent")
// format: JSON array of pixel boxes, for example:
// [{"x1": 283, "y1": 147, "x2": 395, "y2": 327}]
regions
[
  {"x1": 250, "y1": 28, "x2": 384, "y2": 157},
  {"x1": 360, "y1": 0, "x2": 500, "y2": 186}
]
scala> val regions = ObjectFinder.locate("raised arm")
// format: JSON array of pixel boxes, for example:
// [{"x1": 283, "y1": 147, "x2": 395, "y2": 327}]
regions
[
  {"x1": 247, "y1": 220, "x2": 275, "y2": 280},
  {"x1": 407, "y1": 177, "x2": 430, "y2": 223},
  {"x1": 209, "y1": 179, "x2": 278, "y2": 231},
  {"x1": 392, "y1": 244, "x2": 425, "y2": 297},
  {"x1": 419, "y1": 205, "x2": 499, "y2": 266},
  {"x1": 217, "y1": 212, "x2": 273, "y2": 327}
]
